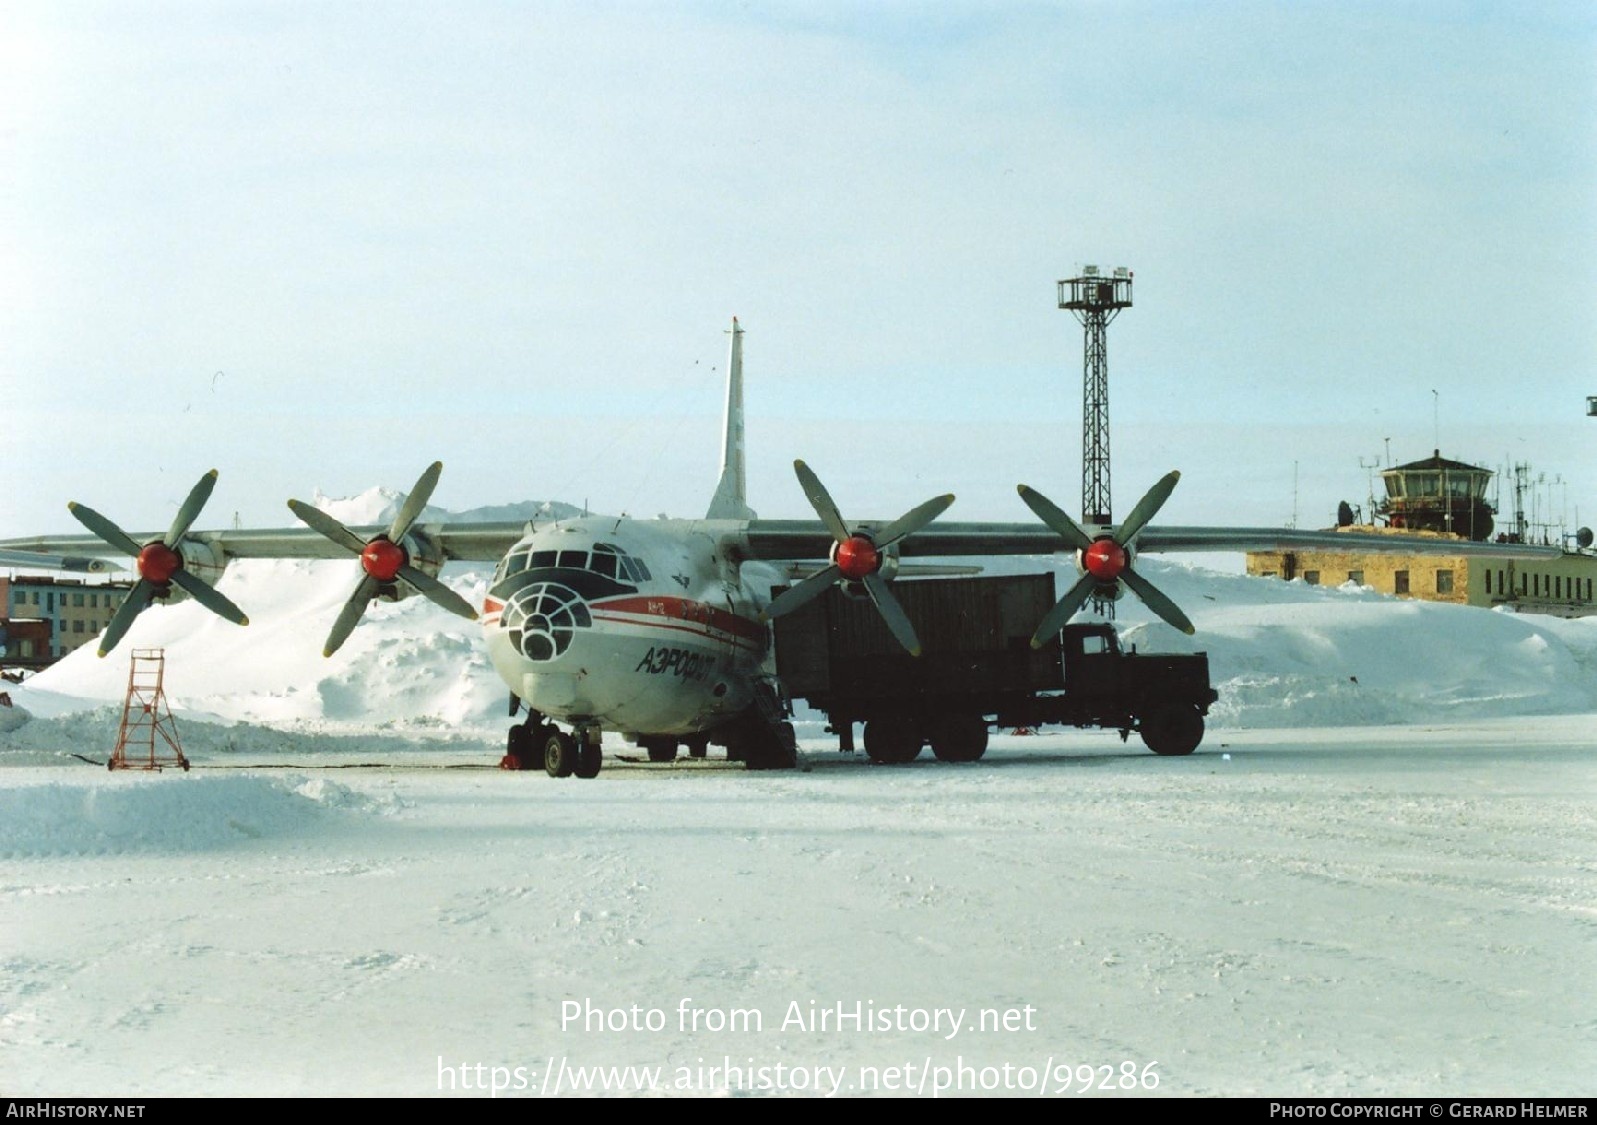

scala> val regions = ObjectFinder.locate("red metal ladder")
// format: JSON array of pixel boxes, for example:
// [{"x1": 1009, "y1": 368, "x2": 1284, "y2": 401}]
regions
[{"x1": 110, "y1": 648, "x2": 188, "y2": 771}]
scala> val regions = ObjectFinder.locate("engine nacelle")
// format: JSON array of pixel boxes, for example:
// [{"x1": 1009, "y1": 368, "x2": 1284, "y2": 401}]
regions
[
  {"x1": 374, "y1": 531, "x2": 444, "y2": 602},
  {"x1": 156, "y1": 540, "x2": 229, "y2": 604}
]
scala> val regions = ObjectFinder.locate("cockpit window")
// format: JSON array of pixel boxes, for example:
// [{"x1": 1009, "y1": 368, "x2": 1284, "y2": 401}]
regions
[
  {"x1": 621, "y1": 555, "x2": 651, "y2": 581},
  {"x1": 590, "y1": 544, "x2": 620, "y2": 579},
  {"x1": 496, "y1": 542, "x2": 651, "y2": 584}
]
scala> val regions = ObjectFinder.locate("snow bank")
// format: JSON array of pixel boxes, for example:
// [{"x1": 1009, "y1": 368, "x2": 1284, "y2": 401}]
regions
[{"x1": 0, "y1": 774, "x2": 396, "y2": 856}]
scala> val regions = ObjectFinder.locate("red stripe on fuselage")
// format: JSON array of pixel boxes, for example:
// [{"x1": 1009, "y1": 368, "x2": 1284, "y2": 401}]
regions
[{"x1": 590, "y1": 595, "x2": 768, "y2": 645}]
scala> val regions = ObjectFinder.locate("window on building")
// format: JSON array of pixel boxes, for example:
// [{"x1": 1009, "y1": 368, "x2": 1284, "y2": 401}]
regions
[
  {"x1": 72, "y1": 620, "x2": 83, "y2": 633},
  {"x1": 1436, "y1": 570, "x2": 1454, "y2": 594},
  {"x1": 72, "y1": 593, "x2": 84, "y2": 607},
  {"x1": 1347, "y1": 570, "x2": 1364, "y2": 585},
  {"x1": 1303, "y1": 571, "x2": 1320, "y2": 585},
  {"x1": 1394, "y1": 570, "x2": 1410, "y2": 594}
]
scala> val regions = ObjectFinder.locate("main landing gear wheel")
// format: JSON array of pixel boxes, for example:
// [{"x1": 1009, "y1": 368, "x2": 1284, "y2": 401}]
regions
[
  {"x1": 864, "y1": 716, "x2": 923, "y2": 764},
  {"x1": 929, "y1": 715, "x2": 988, "y2": 763},
  {"x1": 544, "y1": 730, "x2": 577, "y2": 778},
  {"x1": 573, "y1": 740, "x2": 602, "y2": 779},
  {"x1": 744, "y1": 721, "x2": 798, "y2": 771},
  {"x1": 642, "y1": 738, "x2": 677, "y2": 763},
  {"x1": 502, "y1": 720, "x2": 550, "y2": 771},
  {"x1": 1139, "y1": 705, "x2": 1205, "y2": 757}
]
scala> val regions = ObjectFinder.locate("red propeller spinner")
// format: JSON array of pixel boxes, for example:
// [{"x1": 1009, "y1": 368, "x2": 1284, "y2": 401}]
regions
[
  {"x1": 833, "y1": 535, "x2": 882, "y2": 582},
  {"x1": 1080, "y1": 537, "x2": 1128, "y2": 583}
]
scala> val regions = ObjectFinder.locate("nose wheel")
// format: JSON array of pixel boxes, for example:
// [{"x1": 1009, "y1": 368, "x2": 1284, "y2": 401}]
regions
[{"x1": 544, "y1": 726, "x2": 603, "y2": 779}]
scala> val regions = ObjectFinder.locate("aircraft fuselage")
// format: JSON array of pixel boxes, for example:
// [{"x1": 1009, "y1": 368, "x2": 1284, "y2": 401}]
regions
[{"x1": 481, "y1": 516, "x2": 778, "y2": 737}]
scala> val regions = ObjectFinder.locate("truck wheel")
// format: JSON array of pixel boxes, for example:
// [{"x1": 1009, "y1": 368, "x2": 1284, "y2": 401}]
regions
[
  {"x1": 1139, "y1": 706, "x2": 1204, "y2": 756},
  {"x1": 929, "y1": 715, "x2": 988, "y2": 763},
  {"x1": 864, "y1": 717, "x2": 923, "y2": 764}
]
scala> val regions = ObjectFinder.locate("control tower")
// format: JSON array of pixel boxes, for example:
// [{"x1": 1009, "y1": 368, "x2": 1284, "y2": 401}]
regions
[
  {"x1": 1375, "y1": 450, "x2": 1496, "y2": 541},
  {"x1": 1058, "y1": 266, "x2": 1133, "y2": 526}
]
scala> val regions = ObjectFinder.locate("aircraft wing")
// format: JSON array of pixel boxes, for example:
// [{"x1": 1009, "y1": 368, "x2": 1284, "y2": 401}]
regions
[
  {"x1": 0, "y1": 547, "x2": 115, "y2": 573},
  {"x1": 738, "y1": 520, "x2": 1566, "y2": 561},
  {"x1": 0, "y1": 521, "x2": 533, "y2": 566},
  {"x1": 737, "y1": 509, "x2": 1568, "y2": 645}
]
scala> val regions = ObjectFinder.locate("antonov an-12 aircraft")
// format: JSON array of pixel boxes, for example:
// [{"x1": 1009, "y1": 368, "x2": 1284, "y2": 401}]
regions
[{"x1": 2, "y1": 320, "x2": 1557, "y2": 775}]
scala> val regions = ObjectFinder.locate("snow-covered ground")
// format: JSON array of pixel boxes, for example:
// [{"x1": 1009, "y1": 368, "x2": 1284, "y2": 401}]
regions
[{"x1": 3, "y1": 504, "x2": 1595, "y2": 1097}]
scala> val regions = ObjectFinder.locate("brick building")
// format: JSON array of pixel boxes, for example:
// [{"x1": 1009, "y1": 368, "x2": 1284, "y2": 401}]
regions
[{"x1": 0, "y1": 575, "x2": 137, "y2": 670}]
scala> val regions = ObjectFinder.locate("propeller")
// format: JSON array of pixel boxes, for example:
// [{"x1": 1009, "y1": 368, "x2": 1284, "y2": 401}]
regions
[
  {"x1": 67, "y1": 469, "x2": 249, "y2": 657},
  {"x1": 761, "y1": 460, "x2": 954, "y2": 656},
  {"x1": 1016, "y1": 469, "x2": 1194, "y2": 646},
  {"x1": 287, "y1": 461, "x2": 478, "y2": 657}
]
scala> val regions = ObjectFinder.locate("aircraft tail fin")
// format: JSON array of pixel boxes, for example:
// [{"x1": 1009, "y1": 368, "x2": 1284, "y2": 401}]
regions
[{"x1": 706, "y1": 317, "x2": 756, "y2": 520}]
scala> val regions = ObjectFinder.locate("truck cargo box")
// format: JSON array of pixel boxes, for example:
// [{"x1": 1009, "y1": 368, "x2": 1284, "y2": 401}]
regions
[{"x1": 772, "y1": 573, "x2": 1064, "y2": 703}]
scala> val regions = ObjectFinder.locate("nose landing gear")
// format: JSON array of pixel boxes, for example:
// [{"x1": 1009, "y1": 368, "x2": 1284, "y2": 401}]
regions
[{"x1": 501, "y1": 708, "x2": 603, "y2": 779}]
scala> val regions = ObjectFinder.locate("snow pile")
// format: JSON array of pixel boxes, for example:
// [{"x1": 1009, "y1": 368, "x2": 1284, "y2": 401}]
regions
[
  {"x1": 0, "y1": 774, "x2": 395, "y2": 856},
  {"x1": 1118, "y1": 565, "x2": 1597, "y2": 727},
  {"x1": 312, "y1": 486, "x2": 580, "y2": 530},
  {"x1": 10, "y1": 558, "x2": 503, "y2": 733},
  {"x1": 0, "y1": 701, "x2": 30, "y2": 734}
]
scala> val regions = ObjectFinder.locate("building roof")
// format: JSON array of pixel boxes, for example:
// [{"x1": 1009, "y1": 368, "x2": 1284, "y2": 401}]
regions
[{"x1": 1385, "y1": 449, "x2": 1492, "y2": 475}]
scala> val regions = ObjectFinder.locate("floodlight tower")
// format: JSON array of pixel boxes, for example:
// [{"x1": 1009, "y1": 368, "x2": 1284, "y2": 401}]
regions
[{"x1": 1058, "y1": 266, "x2": 1133, "y2": 526}]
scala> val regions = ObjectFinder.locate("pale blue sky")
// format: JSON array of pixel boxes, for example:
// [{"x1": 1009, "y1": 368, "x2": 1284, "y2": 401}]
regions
[{"x1": 3, "y1": 1, "x2": 1594, "y2": 538}]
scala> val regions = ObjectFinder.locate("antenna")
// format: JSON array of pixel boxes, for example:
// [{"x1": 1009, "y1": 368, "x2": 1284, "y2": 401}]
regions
[
  {"x1": 1290, "y1": 461, "x2": 1299, "y2": 529},
  {"x1": 1358, "y1": 455, "x2": 1382, "y2": 520},
  {"x1": 1058, "y1": 266, "x2": 1132, "y2": 528}
]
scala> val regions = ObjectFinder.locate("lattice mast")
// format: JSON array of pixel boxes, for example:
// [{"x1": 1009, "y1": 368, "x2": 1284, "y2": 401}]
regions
[
  {"x1": 110, "y1": 648, "x2": 188, "y2": 771},
  {"x1": 1058, "y1": 266, "x2": 1133, "y2": 526}
]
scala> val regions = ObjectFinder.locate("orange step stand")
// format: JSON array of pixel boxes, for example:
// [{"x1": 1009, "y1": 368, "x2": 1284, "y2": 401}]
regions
[{"x1": 110, "y1": 648, "x2": 189, "y2": 771}]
